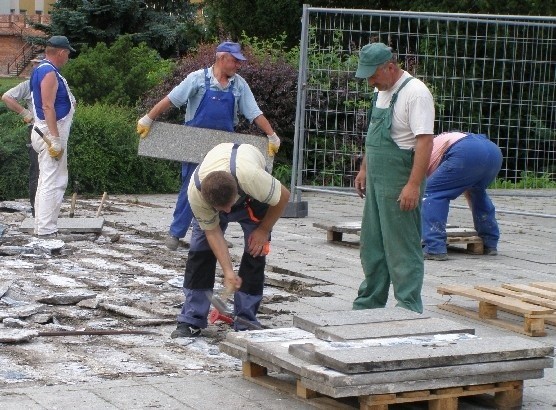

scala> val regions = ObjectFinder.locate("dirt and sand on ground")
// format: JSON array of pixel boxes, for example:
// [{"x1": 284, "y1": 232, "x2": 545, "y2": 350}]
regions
[{"x1": 0, "y1": 196, "x2": 312, "y2": 387}]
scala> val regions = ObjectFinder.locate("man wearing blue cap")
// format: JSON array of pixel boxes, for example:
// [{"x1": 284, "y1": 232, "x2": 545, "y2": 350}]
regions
[
  {"x1": 137, "y1": 41, "x2": 280, "y2": 253},
  {"x1": 30, "y1": 36, "x2": 76, "y2": 238},
  {"x1": 352, "y1": 42, "x2": 435, "y2": 314}
]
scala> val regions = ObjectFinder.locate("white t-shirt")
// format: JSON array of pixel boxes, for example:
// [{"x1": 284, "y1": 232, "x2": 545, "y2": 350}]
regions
[
  {"x1": 188, "y1": 143, "x2": 282, "y2": 230},
  {"x1": 374, "y1": 71, "x2": 435, "y2": 149}
]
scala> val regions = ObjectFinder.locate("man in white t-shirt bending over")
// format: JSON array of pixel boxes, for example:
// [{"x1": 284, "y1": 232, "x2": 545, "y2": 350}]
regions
[
  {"x1": 353, "y1": 42, "x2": 435, "y2": 314},
  {"x1": 171, "y1": 143, "x2": 290, "y2": 338}
]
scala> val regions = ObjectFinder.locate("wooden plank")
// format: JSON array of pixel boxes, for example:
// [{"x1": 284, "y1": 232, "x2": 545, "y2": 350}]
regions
[
  {"x1": 529, "y1": 282, "x2": 556, "y2": 293},
  {"x1": 437, "y1": 303, "x2": 547, "y2": 337},
  {"x1": 502, "y1": 283, "x2": 556, "y2": 301},
  {"x1": 475, "y1": 285, "x2": 556, "y2": 310},
  {"x1": 437, "y1": 285, "x2": 554, "y2": 315}
]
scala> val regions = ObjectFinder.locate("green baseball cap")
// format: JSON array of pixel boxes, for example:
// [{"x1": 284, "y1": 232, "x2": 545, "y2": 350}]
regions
[
  {"x1": 355, "y1": 43, "x2": 393, "y2": 78},
  {"x1": 46, "y1": 36, "x2": 76, "y2": 52}
]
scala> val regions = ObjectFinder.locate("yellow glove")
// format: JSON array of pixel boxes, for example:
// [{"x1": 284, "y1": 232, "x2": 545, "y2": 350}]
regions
[
  {"x1": 137, "y1": 115, "x2": 153, "y2": 139},
  {"x1": 47, "y1": 137, "x2": 63, "y2": 160},
  {"x1": 267, "y1": 132, "x2": 280, "y2": 156},
  {"x1": 20, "y1": 108, "x2": 33, "y2": 124}
]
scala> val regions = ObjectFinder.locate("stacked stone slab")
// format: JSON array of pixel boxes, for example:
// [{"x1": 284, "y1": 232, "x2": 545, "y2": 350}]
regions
[{"x1": 220, "y1": 308, "x2": 554, "y2": 405}]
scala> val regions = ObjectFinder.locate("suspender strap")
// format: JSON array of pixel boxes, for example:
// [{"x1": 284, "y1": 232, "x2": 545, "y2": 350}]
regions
[
  {"x1": 194, "y1": 143, "x2": 243, "y2": 194},
  {"x1": 203, "y1": 68, "x2": 235, "y2": 92}
]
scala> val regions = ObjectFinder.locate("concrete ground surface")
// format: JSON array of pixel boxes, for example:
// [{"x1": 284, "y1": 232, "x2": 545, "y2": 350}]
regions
[{"x1": 0, "y1": 189, "x2": 555, "y2": 409}]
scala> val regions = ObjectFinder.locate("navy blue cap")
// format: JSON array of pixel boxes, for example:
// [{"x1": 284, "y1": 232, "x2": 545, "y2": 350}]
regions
[{"x1": 216, "y1": 42, "x2": 246, "y2": 61}]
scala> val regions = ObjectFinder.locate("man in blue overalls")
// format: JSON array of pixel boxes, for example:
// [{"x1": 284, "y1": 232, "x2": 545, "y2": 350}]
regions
[
  {"x1": 171, "y1": 143, "x2": 290, "y2": 337},
  {"x1": 137, "y1": 42, "x2": 280, "y2": 250},
  {"x1": 352, "y1": 43, "x2": 435, "y2": 314}
]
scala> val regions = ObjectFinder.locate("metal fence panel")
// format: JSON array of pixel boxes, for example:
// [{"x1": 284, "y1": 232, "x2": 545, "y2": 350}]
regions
[{"x1": 291, "y1": 7, "x2": 556, "y2": 195}]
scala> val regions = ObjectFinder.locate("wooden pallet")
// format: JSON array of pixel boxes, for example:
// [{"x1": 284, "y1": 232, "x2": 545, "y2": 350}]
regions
[
  {"x1": 313, "y1": 222, "x2": 361, "y2": 247},
  {"x1": 243, "y1": 361, "x2": 525, "y2": 410},
  {"x1": 446, "y1": 227, "x2": 483, "y2": 254},
  {"x1": 314, "y1": 222, "x2": 483, "y2": 253},
  {"x1": 438, "y1": 283, "x2": 556, "y2": 336}
]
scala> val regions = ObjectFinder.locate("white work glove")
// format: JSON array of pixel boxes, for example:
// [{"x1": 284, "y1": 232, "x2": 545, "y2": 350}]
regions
[
  {"x1": 48, "y1": 136, "x2": 63, "y2": 160},
  {"x1": 137, "y1": 114, "x2": 153, "y2": 139},
  {"x1": 267, "y1": 132, "x2": 280, "y2": 156},
  {"x1": 20, "y1": 108, "x2": 33, "y2": 124}
]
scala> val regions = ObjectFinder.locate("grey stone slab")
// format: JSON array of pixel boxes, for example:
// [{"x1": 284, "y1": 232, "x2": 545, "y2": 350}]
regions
[
  {"x1": 301, "y1": 357, "x2": 553, "y2": 389},
  {"x1": 19, "y1": 217, "x2": 104, "y2": 233},
  {"x1": 137, "y1": 121, "x2": 273, "y2": 170},
  {"x1": 313, "y1": 221, "x2": 361, "y2": 234},
  {"x1": 314, "y1": 335, "x2": 554, "y2": 373},
  {"x1": 245, "y1": 334, "x2": 471, "y2": 379},
  {"x1": 0, "y1": 329, "x2": 39, "y2": 343},
  {"x1": 293, "y1": 308, "x2": 429, "y2": 333},
  {"x1": 301, "y1": 369, "x2": 545, "y2": 398},
  {"x1": 99, "y1": 302, "x2": 156, "y2": 319},
  {"x1": 232, "y1": 334, "x2": 551, "y2": 395},
  {"x1": 224, "y1": 327, "x2": 313, "y2": 349},
  {"x1": 37, "y1": 290, "x2": 96, "y2": 305},
  {"x1": 315, "y1": 317, "x2": 475, "y2": 342}
]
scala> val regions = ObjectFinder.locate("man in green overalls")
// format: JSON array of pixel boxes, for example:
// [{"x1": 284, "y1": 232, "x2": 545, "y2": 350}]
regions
[{"x1": 352, "y1": 43, "x2": 435, "y2": 313}]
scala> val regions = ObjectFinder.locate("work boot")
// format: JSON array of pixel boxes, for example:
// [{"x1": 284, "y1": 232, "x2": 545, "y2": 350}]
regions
[
  {"x1": 484, "y1": 247, "x2": 498, "y2": 256},
  {"x1": 171, "y1": 323, "x2": 201, "y2": 338},
  {"x1": 424, "y1": 252, "x2": 448, "y2": 261},
  {"x1": 165, "y1": 235, "x2": 180, "y2": 251}
]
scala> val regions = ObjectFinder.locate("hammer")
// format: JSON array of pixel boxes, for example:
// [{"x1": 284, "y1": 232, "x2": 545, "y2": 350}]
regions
[
  {"x1": 33, "y1": 126, "x2": 63, "y2": 161},
  {"x1": 205, "y1": 290, "x2": 262, "y2": 330}
]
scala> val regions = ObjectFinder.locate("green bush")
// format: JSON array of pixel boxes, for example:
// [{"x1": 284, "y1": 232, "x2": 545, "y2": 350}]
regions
[
  {"x1": 67, "y1": 104, "x2": 180, "y2": 195},
  {"x1": 0, "y1": 104, "x2": 180, "y2": 200},
  {"x1": 0, "y1": 113, "x2": 31, "y2": 200},
  {"x1": 62, "y1": 35, "x2": 175, "y2": 107}
]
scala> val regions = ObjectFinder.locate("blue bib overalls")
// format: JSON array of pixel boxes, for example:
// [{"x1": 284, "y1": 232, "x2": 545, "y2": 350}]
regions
[{"x1": 169, "y1": 69, "x2": 236, "y2": 239}]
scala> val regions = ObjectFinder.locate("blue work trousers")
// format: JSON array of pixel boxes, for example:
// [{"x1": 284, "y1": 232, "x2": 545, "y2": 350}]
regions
[
  {"x1": 178, "y1": 199, "x2": 269, "y2": 330},
  {"x1": 168, "y1": 162, "x2": 196, "y2": 239},
  {"x1": 422, "y1": 134, "x2": 502, "y2": 254}
]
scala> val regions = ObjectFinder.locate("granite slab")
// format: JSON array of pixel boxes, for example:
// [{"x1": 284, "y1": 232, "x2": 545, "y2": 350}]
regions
[
  {"x1": 137, "y1": 121, "x2": 273, "y2": 170},
  {"x1": 293, "y1": 308, "x2": 428, "y2": 333}
]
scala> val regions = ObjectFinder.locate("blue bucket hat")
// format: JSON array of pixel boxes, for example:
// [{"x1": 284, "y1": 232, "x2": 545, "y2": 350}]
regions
[
  {"x1": 216, "y1": 41, "x2": 247, "y2": 61},
  {"x1": 355, "y1": 43, "x2": 393, "y2": 78},
  {"x1": 46, "y1": 36, "x2": 76, "y2": 52}
]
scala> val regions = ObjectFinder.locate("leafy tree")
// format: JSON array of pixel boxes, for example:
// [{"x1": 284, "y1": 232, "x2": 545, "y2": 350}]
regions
[
  {"x1": 203, "y1": 0, "x2": 303, "y2": 48},
  {"x1": 62, "y1": 35, "x2": 175, "y2": 106},
  {"x1": 35, "y1": 0, "x2": 204, "y2": 58},
  {"x1": 202, "y1": 0, "x2": 553, "y2": 53}
]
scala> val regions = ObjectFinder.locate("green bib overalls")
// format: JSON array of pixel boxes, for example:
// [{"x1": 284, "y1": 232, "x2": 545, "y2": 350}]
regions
[{"x1": 353, "y1": 78, "x2": 425, "y2": 313}]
